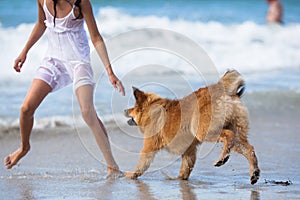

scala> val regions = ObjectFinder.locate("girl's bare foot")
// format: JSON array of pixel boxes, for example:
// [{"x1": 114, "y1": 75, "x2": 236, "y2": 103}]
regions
[
  {"x1": 106, "y1": 166, "x2": 124, "y2": 179},
  {"x1": 4, "y1": 146, "x2": 30, "y2": 169}
]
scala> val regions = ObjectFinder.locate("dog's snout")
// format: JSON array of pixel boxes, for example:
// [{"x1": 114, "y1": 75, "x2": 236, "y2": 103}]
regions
[{"x1": 127, "y1": 118, "x2": 137, "y2": 126}]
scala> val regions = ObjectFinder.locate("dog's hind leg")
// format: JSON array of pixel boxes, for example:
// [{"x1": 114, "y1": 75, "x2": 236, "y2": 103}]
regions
[
  {"x1": 233, "y1": 129, "x2": 260, "y2": 184},
  {"x1": 214, "y1": 129, "x2": 234, "y2": 167},
  {"x1": 178, "y1": 143, "x2": 197, "y2": 180}
]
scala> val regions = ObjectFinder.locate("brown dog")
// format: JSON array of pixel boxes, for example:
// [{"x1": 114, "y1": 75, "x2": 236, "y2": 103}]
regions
[{"x1": 124, "y1": 70, "x2": 260, "y2": 184}]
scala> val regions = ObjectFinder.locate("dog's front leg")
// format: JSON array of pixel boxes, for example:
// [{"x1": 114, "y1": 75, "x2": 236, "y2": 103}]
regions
[
  {"x1": 126, "y1": 151, "x2": 156, "y2": 179},
  {"x1": 126, "y1": 137, "x2": 160, "y2": 179}
]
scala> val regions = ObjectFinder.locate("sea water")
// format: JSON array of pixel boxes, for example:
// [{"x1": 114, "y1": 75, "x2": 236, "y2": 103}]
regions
[{"x1": 0, "y1": 0, "x2": 299, "y2": 130}]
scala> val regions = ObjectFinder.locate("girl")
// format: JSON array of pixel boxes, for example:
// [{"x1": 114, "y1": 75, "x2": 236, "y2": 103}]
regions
[{"x1": 4, "y1": 0, "x2": 125, "y2": 177}]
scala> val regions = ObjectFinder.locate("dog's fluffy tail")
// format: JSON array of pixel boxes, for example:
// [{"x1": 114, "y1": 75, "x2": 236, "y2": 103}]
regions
[{"x1": 220, "y1": 69, "x2": 245, "y2": 97}]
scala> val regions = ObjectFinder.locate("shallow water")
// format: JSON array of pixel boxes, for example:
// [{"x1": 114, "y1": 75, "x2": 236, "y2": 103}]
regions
[{"x1": 1, "y1": 102, "x2": 299, "y2": 199}]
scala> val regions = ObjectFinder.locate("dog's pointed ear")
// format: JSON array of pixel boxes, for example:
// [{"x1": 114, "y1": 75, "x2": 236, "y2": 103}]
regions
[
  {"x1": 132, "y1": 86, "x2": 146, "y2": 102},
  {"x1": 132, "y1": 86, "x2": 139, "y2": 92}
]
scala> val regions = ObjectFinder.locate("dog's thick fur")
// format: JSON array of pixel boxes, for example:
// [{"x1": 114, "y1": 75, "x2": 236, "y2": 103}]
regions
[{"x1": 124, "y1": 70, "x2": 260, "y2": 184}]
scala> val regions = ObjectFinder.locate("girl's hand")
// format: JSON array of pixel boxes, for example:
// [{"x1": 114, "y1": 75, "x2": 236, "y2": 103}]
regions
[
  {"x1": 13, "y1": 52, "x2": 27, "y2": 73},
  {"x1": 109, "y1": 73, "x2": 125, "y2": 96}
]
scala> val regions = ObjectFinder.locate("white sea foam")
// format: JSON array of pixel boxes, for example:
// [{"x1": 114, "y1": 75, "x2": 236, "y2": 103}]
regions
[
  {"x1": 95, "y1": 7, "x2": 300, "y2": 73},
  {"x1": 0, "y1": 7, "x2": 299, "y2": 129},
  {"x1": 1, "y1": 7, "x2": 299, "y2": 82}
]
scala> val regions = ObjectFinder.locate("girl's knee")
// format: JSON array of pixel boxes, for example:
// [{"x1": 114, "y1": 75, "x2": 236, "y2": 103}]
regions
[
  {"x1": 81, "y1": 107, "x2": 97, "y2": 125},
  {"x1": 20, "y1": 104, "x2": 35, "y2": 117}
]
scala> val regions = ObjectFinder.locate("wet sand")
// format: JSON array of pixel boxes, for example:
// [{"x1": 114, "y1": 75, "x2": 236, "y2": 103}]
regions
[{"x1": 1, "y1": 97, "x2": 300, "y2": 200}]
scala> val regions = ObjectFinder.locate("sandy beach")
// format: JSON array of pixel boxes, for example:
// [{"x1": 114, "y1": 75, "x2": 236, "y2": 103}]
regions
[{"x1": 1, "y1": 92, "x2": 299, "y2": 200}]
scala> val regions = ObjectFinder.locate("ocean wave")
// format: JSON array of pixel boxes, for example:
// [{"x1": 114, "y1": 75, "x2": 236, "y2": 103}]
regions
[
  {"x1": 0, "y1": 113, "x2": 130, "y2": 136},
  {"x1": 0, "y1": 116, "x2": 73, "y2": 132},
  {"x1": 1, "y1": 7, "x2": 299, "y2": 124},
  {"x1": 95, "y1": 7, "x2": 300, "y2": 73},
  {"x1": 0, "y1": 89, "x2": 299, "y2": 136},
  {"x1": 1, "y1": 7, "x2": 300, "y2": 82}
]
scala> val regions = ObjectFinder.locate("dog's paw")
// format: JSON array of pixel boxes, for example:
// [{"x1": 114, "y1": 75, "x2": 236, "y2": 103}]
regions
[
  {"x1": 250, "y1": 169, "x2": 260, "y2": 185},
  {"x1": 125, "y1": 171, "x2": 138, "y2": 179},
  {"x1": 178, "y1": 175, "x2": 189, "y2": 180},
  {"x1": 214, "y1": 155, "x2": 230, "y2": 167}
]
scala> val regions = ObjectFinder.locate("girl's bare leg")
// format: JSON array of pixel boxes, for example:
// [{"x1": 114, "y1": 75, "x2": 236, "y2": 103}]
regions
[
  {"x1": 4, "y1": 79, "x2": 52, "y2": 169},
  {"x1": 76, "y1": 84, "x2": 121, "y2": 175}
]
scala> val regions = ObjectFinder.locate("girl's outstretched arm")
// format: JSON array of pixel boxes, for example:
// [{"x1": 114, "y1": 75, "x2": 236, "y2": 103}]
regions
[
  {"x1": 80, "y1": 0, "x2": 125, "y2": 96},
  {"x1": 14, "y1": 0, "x2": 47, "y2": 73}
]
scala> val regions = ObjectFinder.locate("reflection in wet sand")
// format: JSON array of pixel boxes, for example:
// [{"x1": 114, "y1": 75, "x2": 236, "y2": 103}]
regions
[
  {"x1": 20, "y1": 182, "x2": 35, "y2": 200},
  {"x1": 135, "y1": 180, "x2": 156, "y2": 200},
  {"x1": 132, "y1": 178, "x2": 261, "y2": 200},
  {"x1": 250, "y1": 190, "x2": 260, "y2": 200},
  {"x1": 179, "y1": 180, "x2": 197, "y2": 200}
]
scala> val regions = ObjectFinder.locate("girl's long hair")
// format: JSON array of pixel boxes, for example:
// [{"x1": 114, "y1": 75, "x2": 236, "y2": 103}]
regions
[{"x1": 53, "y1": 0, "x2": 82, "y2": 26}]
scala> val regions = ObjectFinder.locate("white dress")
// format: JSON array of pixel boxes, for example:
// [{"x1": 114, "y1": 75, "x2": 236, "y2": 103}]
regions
[{"x1": 35, "y1": 0, "x2": 95, "y2": 92}]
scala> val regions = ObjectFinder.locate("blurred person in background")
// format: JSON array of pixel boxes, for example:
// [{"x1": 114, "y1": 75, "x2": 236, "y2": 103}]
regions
[{"x1": 266, "y1": 0, "x2": 283, "y2": 24}]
